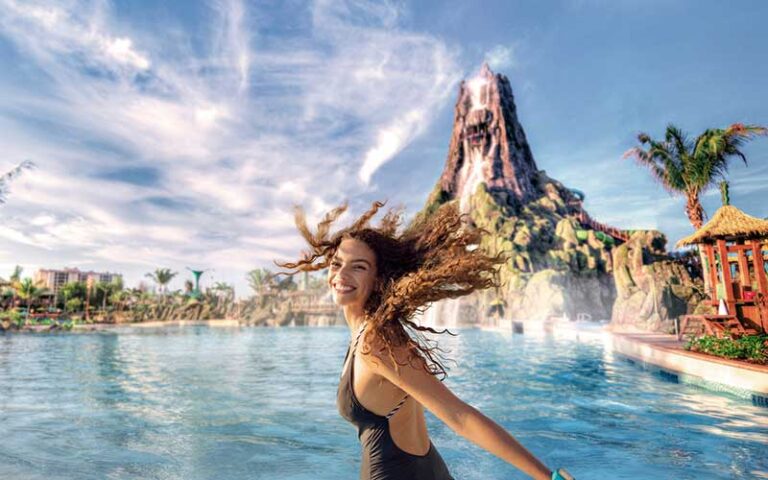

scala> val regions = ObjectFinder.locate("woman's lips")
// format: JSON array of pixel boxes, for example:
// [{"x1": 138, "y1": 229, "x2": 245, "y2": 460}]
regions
[{"x1": 333, "y1": 283, "x2": 356, "y2": 293}]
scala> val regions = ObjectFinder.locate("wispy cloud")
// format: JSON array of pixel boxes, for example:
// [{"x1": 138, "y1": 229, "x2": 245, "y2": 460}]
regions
[
  {"x1": 0, "y1": 0, "x2": 459, "y2": 293},
  {"x1": 309, "y1": 0, "x2": 460, "y2": 185},
  {"x1": 484, "y1": 44, "x2": 516, "y2": 71},
  {"x1": 212, "y1": 0, "x2": 250, "y2": 93}
]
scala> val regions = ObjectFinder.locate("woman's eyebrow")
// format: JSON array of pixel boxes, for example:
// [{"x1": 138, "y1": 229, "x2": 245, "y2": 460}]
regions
[{"x1": 335, "y1": 256, "x2": 372, "y2": 267}]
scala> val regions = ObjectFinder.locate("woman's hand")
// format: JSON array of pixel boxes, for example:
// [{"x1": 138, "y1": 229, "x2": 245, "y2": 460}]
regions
[{"x1": 361, "y1": 344, "x2": 554, "y2": 480}]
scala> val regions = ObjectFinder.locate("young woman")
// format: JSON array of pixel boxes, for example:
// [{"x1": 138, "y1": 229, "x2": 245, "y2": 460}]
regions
[{"x1": 278, "y1": 201, "x2": 574, "y2": 480}]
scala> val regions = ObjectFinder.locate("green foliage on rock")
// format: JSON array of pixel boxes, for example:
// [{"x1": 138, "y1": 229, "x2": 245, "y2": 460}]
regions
[
  {"x1": 411, "y1": 173, "x2": 619, "y2": 321},
  {"x1": 465, "y1": 179, "x2": 611, "y2": 282},
  {"x1": 555, "y1": 219, "x2": 579, "y2": 247},
  {"x1": 412, "y1": 183, "x2": 452, "y2": 226}
]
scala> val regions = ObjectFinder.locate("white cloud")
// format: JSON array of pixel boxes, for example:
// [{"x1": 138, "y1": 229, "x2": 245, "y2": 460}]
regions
[
  {"x1": 305, "y1": 3, "x2": 460, "y2": 184},
  {"x1": 221, "y1": 0, "x2": 250, "y2": 93},
  {"x1": 484, "y1": 44, "x2": 516, "y2": 71},
  {"x1": 0, "y1": 0, "x2": 459, "y2": 295},
  {"x1": 0, "y1": 0, "x2": 150, "y2": 74},
  {"x1": 102, "y1": 36, "x2": 150, "y2": 70},
  {"x1": 29, "y1": 214, "x2": 56, "y2": 226},
  {"x1": 360, "y1": 109, "x2": 426, "y2": 184}
]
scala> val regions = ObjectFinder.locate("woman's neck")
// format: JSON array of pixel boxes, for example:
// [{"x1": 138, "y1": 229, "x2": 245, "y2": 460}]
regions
[{"x1": 342, "y1": 305, "x2": 366, "y2": 335}]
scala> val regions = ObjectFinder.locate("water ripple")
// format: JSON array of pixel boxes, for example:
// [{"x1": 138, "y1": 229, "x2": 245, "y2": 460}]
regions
[{"x1": 1, "y1": 327, "x2": 766, "y2": 479}]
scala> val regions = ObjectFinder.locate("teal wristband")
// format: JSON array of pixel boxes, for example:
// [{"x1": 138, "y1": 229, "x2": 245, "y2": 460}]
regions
[{"x1": 551, "y1": 468, "x2": 575, "y2": 480}]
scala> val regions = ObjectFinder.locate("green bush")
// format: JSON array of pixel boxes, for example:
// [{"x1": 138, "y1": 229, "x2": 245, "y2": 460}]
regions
[
  {"x1": 685, "y1": 333, "x2": 768, "y2": 364},
  {"x1": 0, "y1": 309, "x2": 24, "y2": 329},
  {"x1": 65, "y1": 298, "x2": 83, "y2": 313}
]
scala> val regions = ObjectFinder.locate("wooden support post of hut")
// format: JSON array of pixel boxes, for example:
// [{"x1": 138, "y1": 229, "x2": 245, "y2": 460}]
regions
[{"x1": 676, "y1": 205, "x2": 768, "y2": 338}]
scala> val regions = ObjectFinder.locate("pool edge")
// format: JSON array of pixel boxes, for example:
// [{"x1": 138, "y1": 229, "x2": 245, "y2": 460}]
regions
[{"x1": 609, "y1": 332, "x2": 768, "y2": 406}]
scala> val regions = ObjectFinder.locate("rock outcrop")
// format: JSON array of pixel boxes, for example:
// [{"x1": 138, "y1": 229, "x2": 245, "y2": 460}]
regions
[
  {"x1": 439, "y1": 63, "x2": 539, "y2": 211},
  {"x1": 417, "y1": 64, "x2": 705, "y2": 332},
  {"x1": 610, "y1": 231, "x2": 705, "y2": 333},
  {"x1": 418, "y1": 65, "x2": 621, "y2": 324}
]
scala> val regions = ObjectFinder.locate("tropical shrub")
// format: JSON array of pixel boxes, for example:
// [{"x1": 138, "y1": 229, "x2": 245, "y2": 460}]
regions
[
  {"x1": 65, "y1": 298, "x2": 83, "y2": 313},
  {"x1": 0, "y1": 309, "x2": 24, "y2": 330},
  {"x1": 685, "y1": 333, "x2": 768, "y2": 364}
]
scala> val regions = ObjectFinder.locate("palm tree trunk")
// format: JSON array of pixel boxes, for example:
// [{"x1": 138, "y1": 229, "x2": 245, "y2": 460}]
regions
[
  {"x1": 685, "y1": 190, "x2": 710, "y2": 289},
  {"x1": 685, "y1": 191, "x2": 704, "y2": 230}
]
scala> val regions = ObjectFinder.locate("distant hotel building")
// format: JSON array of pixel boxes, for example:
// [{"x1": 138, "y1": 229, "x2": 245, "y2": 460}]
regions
[{"x1": 34, "y1": 268, "x2": 122, "y2": 294}]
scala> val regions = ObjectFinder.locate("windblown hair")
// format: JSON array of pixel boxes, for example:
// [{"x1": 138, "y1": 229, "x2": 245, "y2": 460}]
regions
[{"x1": 276, "y1": 201, "x2": 504, "y2": 378}]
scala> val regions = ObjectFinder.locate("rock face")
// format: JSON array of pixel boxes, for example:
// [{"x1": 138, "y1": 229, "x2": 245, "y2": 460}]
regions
[
  {"x1": 515, "y1": 270, "x2": 616, "y2": 322},
  {"x1": 418, "y1": 65, "x2": 703, "y2": 331},
  {"x1": 610, "y1": 231, "x2": 705, "y2": 333},
  {"x1": 439, "y1": 63, "x2": 539, "y2": 213},
  {"x1": 419, "y1": 65, "x2": 620, "y2": 324}
]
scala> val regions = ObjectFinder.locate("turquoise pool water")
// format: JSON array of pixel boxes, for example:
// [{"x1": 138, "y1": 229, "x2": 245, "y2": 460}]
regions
[{"x1": 0, "y1": 326, "x2": 766, "y2": 479}]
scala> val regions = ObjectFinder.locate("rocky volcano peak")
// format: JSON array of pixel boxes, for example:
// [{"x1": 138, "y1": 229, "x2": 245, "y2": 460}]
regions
[
  {"x1": 439, "y1": 63, "x2": 539, "y2": 212},
  {"x1": 416, "y1": 66, "x2": 693, "y2": 332}
]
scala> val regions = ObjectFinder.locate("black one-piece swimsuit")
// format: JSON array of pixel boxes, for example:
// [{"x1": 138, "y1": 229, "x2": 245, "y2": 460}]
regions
[{"x1": 336, "y1": 322, "x2": 455, "y2": 480}]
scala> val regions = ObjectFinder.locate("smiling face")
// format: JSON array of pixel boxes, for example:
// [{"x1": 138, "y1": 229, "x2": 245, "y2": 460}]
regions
[{"x1": 327, "y1": 237, "x2": 378, "y2": 311}]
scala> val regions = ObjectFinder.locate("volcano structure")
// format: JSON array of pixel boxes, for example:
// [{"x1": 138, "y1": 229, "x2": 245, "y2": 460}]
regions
[
  {"x1": 439, "y1": 63, "x2": 540, "y2": 213},
  {"x1": 419, "y1": 65, "x2": 635, "y2": 324}
]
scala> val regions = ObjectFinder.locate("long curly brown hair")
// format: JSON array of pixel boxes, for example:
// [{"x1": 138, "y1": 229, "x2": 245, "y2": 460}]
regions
[{"x1": 276, "y1": 200, "x2": 504, "y2": 378}]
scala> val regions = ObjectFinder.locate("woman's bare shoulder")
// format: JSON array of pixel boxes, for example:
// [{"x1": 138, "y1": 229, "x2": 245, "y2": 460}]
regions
[{"x1": 360, "y1": 330, "x2": 428, "y2": 373}]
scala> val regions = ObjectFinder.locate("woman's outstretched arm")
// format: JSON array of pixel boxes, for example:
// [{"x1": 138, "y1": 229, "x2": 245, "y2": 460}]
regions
[{"x1": 361, "y1": 346, "x2": 554, "y2": 480}]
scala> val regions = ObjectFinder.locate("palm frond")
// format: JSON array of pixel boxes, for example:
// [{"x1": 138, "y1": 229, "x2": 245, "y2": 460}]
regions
[
  {"x1": 665, "y1": 124, "x2": 692, "y2": 159},
  {"x1": 0, "y1": 160, "x2": 35, "y2": 204}
]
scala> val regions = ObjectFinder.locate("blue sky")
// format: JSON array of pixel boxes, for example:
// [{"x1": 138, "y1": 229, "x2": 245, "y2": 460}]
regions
[{"x1": 1, "y1": 0, "x2": 767, "y2": 295}]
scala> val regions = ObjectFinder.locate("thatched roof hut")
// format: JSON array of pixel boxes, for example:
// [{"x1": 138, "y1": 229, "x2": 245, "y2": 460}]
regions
[
  {"x1": 677, "y1": 205, "x2": 768, "y2": 247},
  {"x1": 675, "y1": 204, "x2": 768, "y2": 335}
]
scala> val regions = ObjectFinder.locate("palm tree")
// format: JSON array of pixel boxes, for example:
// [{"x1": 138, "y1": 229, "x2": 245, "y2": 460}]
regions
[
  {"x1": 212, "y1": 282, "x2": 235, "y2": 303},
  {"x1": 213, "y1": 281, "x2": 233, "y2": 294},
  {"x1": 59, "y1": 281, "x2": 86, "y2": 310},
  {"x1": 16, "y1": 278, "x2": 41, "y2": 323},
  {"x1": 103, "y1": 276, "x2": 124, "y2": 311},
  {"x1": 110, "y1": 289, "x2": 129, "y2": 312},
  {"x1": 624, "y1": 123, "x2": 768, "y2": 229},
  {"x1": 275, "y1": 276, "x2": 297, "y2": 292},
  {"x1": 145, "y1": 268, "x2": 178, "y2": 296},
  {"x1": 9, "y1": 265, "x2": 22, "y2": 283},
  {"x1": 8, "y1": 265, "x2": 23, "y2": 308},
  {"x1": 247, "y1": 268, "x2": 273, "y2": 295},
  {"x1": 95, "y1": 282, "x2": 117, "y2": 311},
  {"x1": 0, "y1": 160, "x2": 34, "y2": 204}
]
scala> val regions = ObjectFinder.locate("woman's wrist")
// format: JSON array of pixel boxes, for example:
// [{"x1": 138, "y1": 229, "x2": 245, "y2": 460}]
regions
[{"x1": 551, "y1": 467, "x2": 575, "y2": 480}]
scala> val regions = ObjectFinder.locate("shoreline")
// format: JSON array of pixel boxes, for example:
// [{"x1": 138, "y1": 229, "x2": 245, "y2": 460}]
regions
[
  {"x1": 74, "y1": 318, "x2": 242, "y2": 331},
  {"x1": 2, "y1": 318, "x2": 242, "y2": 333}
]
